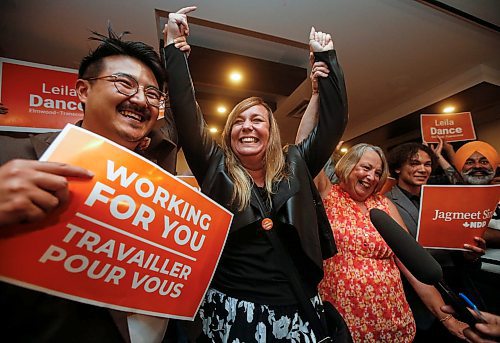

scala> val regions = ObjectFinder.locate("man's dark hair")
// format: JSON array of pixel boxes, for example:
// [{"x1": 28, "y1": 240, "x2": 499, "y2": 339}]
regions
[
  {"x1": 387, "y1": 142, "x2": 437, "y2": 179},
  {"x1": 78, "y1": 25, "x2": 165, "y2": 87}
]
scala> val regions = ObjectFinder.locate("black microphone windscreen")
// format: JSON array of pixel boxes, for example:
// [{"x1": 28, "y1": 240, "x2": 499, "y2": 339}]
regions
[{"x1": 369, "y1": 208, "x2": 443, "y2": 285}]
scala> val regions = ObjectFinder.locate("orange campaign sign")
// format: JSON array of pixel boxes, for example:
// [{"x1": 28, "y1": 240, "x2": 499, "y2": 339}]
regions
[
  {"x1": 416, "y1": 185, "x2": 499, "y2": 250},
  {"x1": 0, "y1": 125, "x2": 233, "y2": 319},
  {"x1": 420, "y1": 112, "x2": 476, "y2": 143},
  {"x1": 0, "y1": 58, "x2": 83, "y2": 132}
]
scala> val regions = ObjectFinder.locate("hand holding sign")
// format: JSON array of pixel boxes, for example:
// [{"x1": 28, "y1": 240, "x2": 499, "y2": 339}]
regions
[
  {"x1": 0, "y1": 159, "x2": 93, "y2": 229},
  {"x1": 416, "y1": 185, "x2": 499, "y2": 250},
  {"x1": 463, "y1": 236, "x2": 486, "y2": 262},
  {"x1": 424, "y1": 136, "x2": 456, "y2": 175},
  {"x1": 428, "y1": 136, "x2": 445, "y2": 158}
]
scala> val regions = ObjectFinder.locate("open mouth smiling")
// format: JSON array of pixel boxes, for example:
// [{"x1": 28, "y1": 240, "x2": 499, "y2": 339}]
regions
[
  {"x1": 117, "y1": 102, "x2": 151, "y2": 123},
  {"x1": 359, "y1": 180, "x2": 372, "y2": 189},
  {"x1": 240, "y1": 137, "x2": 259, "y2": 143},
  {"x1": 119, "y1": 109, "x2": 146, "y2": 122}
]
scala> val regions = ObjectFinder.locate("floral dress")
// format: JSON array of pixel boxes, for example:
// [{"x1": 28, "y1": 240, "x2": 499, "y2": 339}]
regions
[{"x1": 319, "y1": 184, "x2": 416, "y2": 342}]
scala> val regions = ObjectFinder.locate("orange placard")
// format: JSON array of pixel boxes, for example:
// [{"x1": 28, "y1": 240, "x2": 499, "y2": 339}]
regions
[
  {"x1": 420, "y1": 112, "x2": 476, "y2": 143},
  {"x1": 417, "y1": 185, "x2": 499, "y2": 250},
  {"x1": 0, "y1": 58, "x2": 83, "y2": 132},
  {"x1": 0, "y1": 125, "x2": 232, "y2": 319}
]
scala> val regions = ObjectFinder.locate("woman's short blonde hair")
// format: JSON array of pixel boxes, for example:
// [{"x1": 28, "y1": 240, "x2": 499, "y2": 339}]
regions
[{"x1": 335, "y1": 143, "x2": 388, "y2": 193}]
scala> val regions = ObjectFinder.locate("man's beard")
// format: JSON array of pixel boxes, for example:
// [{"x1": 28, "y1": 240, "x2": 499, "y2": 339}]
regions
[{"x1": 461, "y1": 167, "x2": 495, "y2": 185}]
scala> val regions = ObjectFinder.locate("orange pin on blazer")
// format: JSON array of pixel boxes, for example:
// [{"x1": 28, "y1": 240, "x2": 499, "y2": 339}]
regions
[{"x1": 261, "y1": 218, "x2": 273, "y2": 231}]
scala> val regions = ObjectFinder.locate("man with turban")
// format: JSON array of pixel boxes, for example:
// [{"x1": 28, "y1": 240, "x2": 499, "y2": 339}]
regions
[
  {"x1": 453, "y1": 141, "x2": 500, "y2": 329},
  {"x1": 454, "y1": 141, "x2": 498, "y2": 186},
  {"x1": 453, "y1": 141, "x2": 499, "y2": 243}
]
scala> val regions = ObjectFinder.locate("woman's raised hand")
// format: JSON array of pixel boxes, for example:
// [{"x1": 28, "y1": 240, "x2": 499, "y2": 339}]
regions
[{"x1": 309, "y1": 27, "x2": 334, "y2": 52}]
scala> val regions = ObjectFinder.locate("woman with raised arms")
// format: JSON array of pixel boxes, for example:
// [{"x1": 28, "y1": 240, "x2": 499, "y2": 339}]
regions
[{"x1": 164, "y1": 7, "x2": 349, "y2": 342}]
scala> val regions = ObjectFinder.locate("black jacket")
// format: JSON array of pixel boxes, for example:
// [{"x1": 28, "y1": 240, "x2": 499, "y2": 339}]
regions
[{"x1": 165, "y1": 45, "x2": 348, "y2": 286}]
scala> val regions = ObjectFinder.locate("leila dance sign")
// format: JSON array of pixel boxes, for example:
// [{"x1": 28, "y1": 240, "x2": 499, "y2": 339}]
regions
[
  {"x1": 0, "y1": 58, "x2": 83, "y2": 132},
  {"x1": 420, "y1": 112, "x2": 476, "y2": 143}
]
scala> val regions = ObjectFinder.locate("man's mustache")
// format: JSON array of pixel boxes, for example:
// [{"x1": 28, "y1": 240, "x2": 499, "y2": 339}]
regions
[
  {"x1": 463, "y1": 167, "x2": 494, "y2": 176},
  {"x1": 117, "y1": 102, "x2": 151, "y2": 120}
]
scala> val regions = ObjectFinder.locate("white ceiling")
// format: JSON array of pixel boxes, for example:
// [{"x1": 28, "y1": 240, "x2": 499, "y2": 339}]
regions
[{"x1": 1, "y1": 0, "x2": 499, "y2": 142}]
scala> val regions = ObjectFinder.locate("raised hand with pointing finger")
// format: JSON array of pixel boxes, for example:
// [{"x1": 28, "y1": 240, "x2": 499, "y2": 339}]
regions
[{"x1": 163, "y1": 6, "x2": 197, "y2": 47}]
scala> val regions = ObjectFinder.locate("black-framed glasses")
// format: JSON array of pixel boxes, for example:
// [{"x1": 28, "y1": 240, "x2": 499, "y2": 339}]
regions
[{"x1": 85, "y1": 73, "x2": 167, "y2": 108}]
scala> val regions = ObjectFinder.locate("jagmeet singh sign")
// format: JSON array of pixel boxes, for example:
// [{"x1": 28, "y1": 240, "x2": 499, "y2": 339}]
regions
[
  {"x1": 0, "y1": 125, "x2": 233, "y2": 319},
  {"x1": 416, "y1": 185, "x2": 499, "y2": 250},
  {"x1": 0, "y1": 58, "x2": 83, "y2": 132}
]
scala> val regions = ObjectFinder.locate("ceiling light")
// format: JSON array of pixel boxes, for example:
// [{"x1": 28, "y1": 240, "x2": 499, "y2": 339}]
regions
[
  {"x1": 217, "y1": 106, "x2": 227, "y2": 114},
  {"x1": 442, "y1": 106, "x2": 455, "y2": 113},
  {"x1": 229, "y1": 71, "x2": 242, "y2": 83},
  {"x1": 209, "y1": 127, "x2": 218, "y2": 133},
  {"x1": 340, "y1": 147, "x2": 348, "y2": 154}
]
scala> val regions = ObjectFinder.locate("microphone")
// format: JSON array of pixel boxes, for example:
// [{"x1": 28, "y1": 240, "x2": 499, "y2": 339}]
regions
[
  {"x1": 369, "y1": 208, "x2": 442, "y2": 284},
  {"x1": 369, "y1": 208, "x2": 484, "y2": 326}
]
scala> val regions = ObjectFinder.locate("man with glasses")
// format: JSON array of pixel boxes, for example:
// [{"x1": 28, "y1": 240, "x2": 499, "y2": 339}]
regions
[{"x1": 0, "y1": 27, "x2": 185, "y2": 341}]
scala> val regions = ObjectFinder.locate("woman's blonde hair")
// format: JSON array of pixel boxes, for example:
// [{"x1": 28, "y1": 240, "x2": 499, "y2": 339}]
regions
[
  {"x1": 221, "y1": 97, "x2": 286, "y2": 211},
  {"x1": 335, "y1": 143, "x2": 388, "y2": 193}
]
